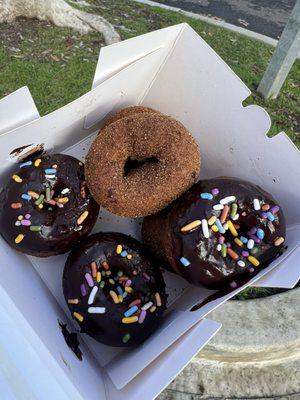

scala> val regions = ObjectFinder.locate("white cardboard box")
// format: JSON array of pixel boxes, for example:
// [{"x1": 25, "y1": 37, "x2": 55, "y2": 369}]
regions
[{"x1": 0, "y1": 23, "x2": 299, "y2": 399}]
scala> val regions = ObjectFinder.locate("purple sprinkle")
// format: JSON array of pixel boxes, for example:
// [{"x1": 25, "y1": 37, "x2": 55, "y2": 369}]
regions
[
  {"x1": 261, "y1": 212, "x2": 268, "y2": 219},
  {"x1": 143, "y1": 272, "x2": 150, "y2": 281},
  {"x1": 25, "y1": 214, "x2": 31, "y2": 220},
  {"x1": 56, "y1": 202, "x2": 64, "y2": 208},
  {"x1": 247, "y1": 233, "x2": 261, "y2": 244},
  {"x1": 230, "y1": 281, "x2": 237, "y2": 289},
  {"x1": 85, "y1": 273, "x2": 94, "y2": 287},
  {"x1": 249, "y1": 267, "x2": 255, "y2": 273},
  {"x1": 242, "y1": 250, "x2": 249, "y2": 257},
  {"x1": 80, "y1": 284, "x2": 87, "y2": 296},
  {"x1": 138, "y1": 310, "x2": 147, "y2": 324},
  {"x1": 271, "y1": 205, "x2": 279, "y2": 214},
  {"x1": 218, "y1": 236, "x2": 225, "y2": 244},
  {"x1": 125, "y1": 279, "x2": 132, "y2": 287},
  {"x1": 211, "y1": 188, "x2": 219, "y2": 196},
  {"x1": 226, "y1": 242, "x2": 231, "y2": 248},
  {"x1": 249, "y1": 227, "x2": 257, "y2": 234},
  {"x1": 21, "y1": 219, "x2": 31, "y2": 226}
]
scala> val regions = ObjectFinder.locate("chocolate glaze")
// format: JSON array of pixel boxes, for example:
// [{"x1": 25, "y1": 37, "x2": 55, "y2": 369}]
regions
[
  {"x1": 143, "y1": 177, "x2": 286, "y2": 290},
  {"x1": 59, "y1": 321, "x2": 83, "y2": 361},
  {"x1": 0, "y1": 154, "x2": 99, "y2": 257},
  {"x1": 63, "y1": 232, "x2": 167, "y2": 347}
]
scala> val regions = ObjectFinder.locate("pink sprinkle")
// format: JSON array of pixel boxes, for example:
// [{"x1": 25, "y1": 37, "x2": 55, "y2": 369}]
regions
[
  {"x1": 230, "y1": 281, "x2": 237, "y2": 289},
  {"x1": 249, "y1": 227, "x2": 257, "y2": 234},
  {"x1": 138, "y1": 310, "x2": 147, "y2": 324},
  {"x1": 247, "y1": 233, "x2": 261, "y2": 244},
  {"x1": 51, "y1": 190, "x2": 55, "y2": 197},
  {"x1": 242, "y1": 250, "x2": 249, "y2": 257},
  {"x1": 271, "y1": 205, "x2": 279, "y2": 214},
  {"x1": 143, "y1": 272, "x2": 150, "y2": 281},
  {"x1": 125, "y1": 279, "x2": 132, "y2": 287},
  {"x1": 85, "y1": 273, "x2": 94, "y2": 287},
  {"x1": 218, "y1": 236, "x2": 225, "y2": 244},
  {"x1": 227, "y1": 242, "x2": 231, "y2": 248},
  {"x1": 211, "y1": 188, "x2": 219, "y2": 196},
  {"x1": 56, "y1": 202, "x2": 64, "y2": 208},
  {"x1": 80, "y1": 284, "x2": 87, "y2": 296},
  {"x1": 21, "y1": 219, "x2": 31, "y2": 226},
  {"x1": 25, "y1": 214, "x2": 31, "y2": 220}
]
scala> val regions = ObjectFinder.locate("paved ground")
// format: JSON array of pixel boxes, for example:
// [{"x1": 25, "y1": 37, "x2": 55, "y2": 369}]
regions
[{"x1": 154, "y1": 0, "x2": 296, "y2": 39}]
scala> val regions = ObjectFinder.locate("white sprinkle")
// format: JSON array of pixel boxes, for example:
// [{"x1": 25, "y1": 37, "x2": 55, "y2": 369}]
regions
[
  {"x1": 247, "y1": 239, "x2": 255, "y2": 249},
  {"x1": 216, "y1": 244, "x2": 222, "y2": 251},
  {"x1": 15, "y1": 221, "x2": 21, "y2": 226},
  {"x1": 142, "y1": 301, "x2": 153, "y2": 311},
  {"x1": 253, "y1": 198, "x2": 260, "y2": 211},
  {"x1": 232, "y1": 213, "x2": 240, "y2": 221},
  {"x1": 220, "y1": 196, "x2": 236, "y2": 205},
  {"x1": 237, "y1": 260, "x2": 245, "y2": 267},
  {"x1": 88, "y1": 286, "x2": 98, "y2": 305},
  {"x1": 61, "y1": 188, "x2": 70, "y2": 195},
  {"x1": 201, "y1": 219, "x2": 209, "y2": 238},
  {"x1": 213, "y1": 204, "x2": 224, "y2": 210},
  {"x1": 45, "y1": 174, "x2": 56, "y2": 179},
  {"x1": 88, "y1": 307, "x2": 106, "y2": 314}
]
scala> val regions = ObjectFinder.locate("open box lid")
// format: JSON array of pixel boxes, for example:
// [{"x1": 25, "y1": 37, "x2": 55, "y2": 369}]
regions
[{"x1": 0, "y1": 23, "x2": 299, "y2": 399}]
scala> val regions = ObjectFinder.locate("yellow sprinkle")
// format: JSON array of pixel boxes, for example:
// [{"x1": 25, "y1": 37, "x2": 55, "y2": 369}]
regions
[
  {"x1": 68, "y1": 299, "x2": 79, "y2": 304},
  {"x1": 208, "y1": 216, "x2": 217, "y2": 226},
  {"x1": 118, "y1": 295, "x2": 123, "y2": 303},
  {"x1": 122, "y1": 316, "x2": 138, "y2": 324},
  {"x1": 116, "y1": 244, "x2": 122, "y2": 254},
  {"x1": 34, "y1": 159, "x2": 42, "y2": 167},
  {"x1": 127, "y1": 254, "x2": 132, "y2": 260},
  {"x1": 12, "y1": 174, "x2": 22, "y2": 183},
  {"x1": 96, "y1": 271, "x2": 101, "y2": 283},
  {"x1": 57, "y1": 197, "x2": 69, "y2": 204},
  {"x1": 155, "y1": 292, "x2": 162, "y2": 307},
  {"x1": 52, "y1": 164, "x2": 58, "y2": 168},
  {"x1": 274, "y1": 236, "x2": 285, "y2": 246},
  {"x1": 73, "y1": 312, "x2": 84, "y2": 322},
  {"x1": 223, "y1": 222, "x2": 229, "y2": 230},
  {"x1": 211, "y1": 224, "x2": 218, "y2": 232},
  {"x1": 180, "y1": 220, "x2": 201, "y2": 233},
  {"x1": 77, "y1": 211, "x2": 89, "y2": 225},
  {"x1": 150, "y1": 306, "x2": 157, "y2": 313},
  {"x1": 234, "y1": 238, "x2": 243, "y2": 247},
  {"x1": 15, "y1": 234, "x2": 24, "y2": 244},
  {"x1": 18, "y1": 215, "x2": 23, "y2": 221},
  {"x1": 248, "y1": 256, "x2": 260, "y2": 267},
  {"x1": 125, "y1": 286, "x2": 133, "y2": 293},
  {"x1": 38, "y1": 204, "x2": 43, "y2": 209},
  {"x1": 110, "y1": 290, "x2": 119, "y2": 304},
  {"x1": 227, "y1": 220, "x2": 238, "y2": 237}
]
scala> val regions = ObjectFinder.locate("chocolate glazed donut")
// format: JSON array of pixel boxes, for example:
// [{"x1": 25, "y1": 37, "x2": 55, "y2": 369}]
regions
[
  {"x1": 63, "y1": 232, "x2": 167, "y2": 347},
  {"x1": 85, "y1": 112, "x2": 200, "y2": 217},
  {"x1": 0, "y1": 154, "x2": 99, "y2": 257},
  {"x1": 142, "y1": 177, "x2": 286, "y2": 290}
]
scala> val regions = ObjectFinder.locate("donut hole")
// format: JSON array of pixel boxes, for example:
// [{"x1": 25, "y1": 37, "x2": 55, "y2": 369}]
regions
[{"x1": 123, "y1": 156, "x2": 159, "y2": 177}]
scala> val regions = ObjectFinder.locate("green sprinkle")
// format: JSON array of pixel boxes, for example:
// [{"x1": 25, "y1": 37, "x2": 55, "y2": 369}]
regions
[
  {"x1": 230, "y1": 203, "x2": 238, "y2": 219},
  {"x1": 221, "y1": 244, "x2": 227, "y2": 258},
  {"x1": 30, "y1": 226, "x2": 42, "y2": 232},
  {"x1": 251, "y1": 247, "x2": 258, "y2": 255},
  {"x1": 35, "y1": 194, "x2": 45, "y2": 205},
  {"x1": 100, "y1": 281, "x2": 105, "y2": 289},
  {"x1": 122, "y1": 333, "x2": 131, "y2": 344},
  {"x1": 45, "y1": 187, "x2": 51, "y2": 201},
  {"x1": 117, "y1": 271, "x2": 123, "y2": 277}
]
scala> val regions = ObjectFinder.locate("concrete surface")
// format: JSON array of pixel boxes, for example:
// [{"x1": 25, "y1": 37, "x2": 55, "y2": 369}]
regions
[
  {"x1": 154, "y1": 0, "x2": 296, "y2": 39},
  {"x1": 158, "y1": 288, "x2": 300, "y2": 399}
]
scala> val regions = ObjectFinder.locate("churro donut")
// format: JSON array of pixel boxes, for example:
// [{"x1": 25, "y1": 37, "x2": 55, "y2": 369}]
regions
[
  {"x1": 102, "y1": 105, "x2": 160, "y2": 129},
  {"x1": 63, "y1": 232, "x2": 167, "y2": 347},
  {"x1": 86, "y1": 111, "x2": 200, "y2": 217},
  {"x1": 0, "y1": 154, "x2": 99, "y2": 257},
  {"x1": 142, "y1": 177, "x2": 286, "y2": 290}
]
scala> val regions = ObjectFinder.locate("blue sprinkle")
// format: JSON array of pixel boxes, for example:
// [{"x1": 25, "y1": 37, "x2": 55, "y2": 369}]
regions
[
  {"x1": 20, "y1": 161, "x2": 32, "y2": 168},
  {"x1": 200, "y1": 192, "x2": 213, "y2": 200},
  {"x1": 21, "y1": 194, "x2": 32, "y2": 201},
  {"x1": 240, "y1": 236, "x2": 248, "y2": 244},
  {"x1": 266, "y1": 212, "x2": 275, "y2": 222},
  {"x1": 256, "y1": 228, "x2": 265, "y2": 239},
  {"x1": 45, "y1": 169, "x2": 57, "y2": 174},
  {"x1": 117, "y1": 286, "x2": 123, "y2": 295},
  {"x1": 215, "y1": 219, "x2": 225, "y2": 234},
  {"x1": 124, "y1": 305, "x2": 138, "y2": 317},
  {"x1": 122, "y1": 291, "x2": 128, "y2": 299},
  {"x1": 121, "y1": 250, "x2": 128, "y2": 257},
  {"x1": 180, "y1": 257, "x2": 190, "y2": 267}
]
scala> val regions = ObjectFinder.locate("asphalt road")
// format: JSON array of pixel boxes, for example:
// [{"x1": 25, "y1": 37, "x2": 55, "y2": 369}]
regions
[{"x1": 154, "y1": 0, "x2": 296, "y2": 39}]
